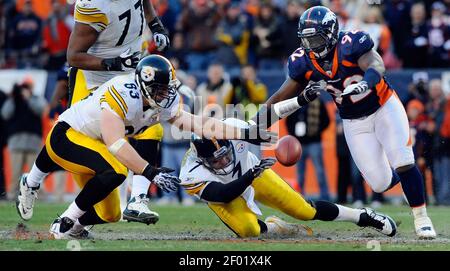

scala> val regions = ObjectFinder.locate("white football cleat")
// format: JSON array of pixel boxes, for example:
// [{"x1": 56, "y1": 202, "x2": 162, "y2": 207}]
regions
[
  {"x1": 66, "y1": 226, "x2": 94, "y2": 240},
  {"x1": 50, "y1": 217, "x2": 75, "y2": 240},
  {"x1": 16, "y1": 173, "x2": 39, "y2": 221},
  {"x1": 265, "y1": 216, "x2": 313, "y2": 236},
  {"x1": 123, "y1": 194, "x2": 159, "y2": 225},
  {"x1": 414, "y1": 216, "x2": 436, "y2": 239},
  {"x1": 357, "y1": 208, "x2": 397, "y2": 237},
  {"x1": 50, "y1": 217, "x2": 94, "y2": 240}
]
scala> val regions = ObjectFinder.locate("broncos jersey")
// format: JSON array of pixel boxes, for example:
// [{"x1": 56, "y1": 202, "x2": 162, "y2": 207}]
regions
[
  {"x1": 288, "y1": 30, "x2": 394, "y2": 119},
  {"x1": 58, "y1": 73, "x2": 181, "y2": 140},
  {"x1": 179, "y1": 119, "x2": 262, "y2": 215},
  {"x1": 74, "y1": 0, "x2": 144, "y2": 89}
]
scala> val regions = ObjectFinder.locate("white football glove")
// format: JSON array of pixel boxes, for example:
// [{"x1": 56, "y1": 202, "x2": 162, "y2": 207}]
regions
[
  {"x1": 152, "y1": 171, "x2": 181, "y2": 193},
  {"x1": 142, "y1": 165, "x2": 181, "y2": 193},
  {"x1": 153, "y1": 33, "x2": 170, "y2": 52},
  {"x1": 341, "y1": 81, "x2": 369, "y2": 97}
]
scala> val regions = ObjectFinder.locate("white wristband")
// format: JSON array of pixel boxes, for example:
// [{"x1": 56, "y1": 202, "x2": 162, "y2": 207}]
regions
[
  {"x1": 273, "y1": 97, "x2": 301, "y2": 119},
  {"x1": 107, "y1": 138, "x2": 127, "y2": 155}
]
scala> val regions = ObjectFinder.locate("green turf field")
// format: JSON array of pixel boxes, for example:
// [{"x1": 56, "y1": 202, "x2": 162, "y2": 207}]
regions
[{"x1": 0, "y1": 201, "x2": 449, "y2": 251}]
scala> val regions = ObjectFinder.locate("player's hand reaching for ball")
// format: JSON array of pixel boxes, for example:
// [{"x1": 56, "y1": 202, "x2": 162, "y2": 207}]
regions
[
  {"x1": 297, "y1": 81, "x2": 323, "y2": 106},
  {"x1": 250, "y1": 157, "x2": 277, "y2": 178}
]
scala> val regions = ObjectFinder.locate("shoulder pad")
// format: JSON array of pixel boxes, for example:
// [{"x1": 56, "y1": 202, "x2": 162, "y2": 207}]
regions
[
  {"x1": 287, "y1": 48, "x2": 309, "y2": 83},
  {"x1": 74, "y1": 0, "x2": 111, "y2": 32},
  {"x1": 339, "y1": 30, "x2": 374, "y2": 62}
]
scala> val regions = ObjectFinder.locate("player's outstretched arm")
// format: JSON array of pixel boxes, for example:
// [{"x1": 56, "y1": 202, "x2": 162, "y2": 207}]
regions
[
  {"x1": 200, "y1": 158, "x2": 276, "y2": 203},
  {"x1": 100, "y1": 109, "x2": 180, "y2": 191},
  {"x1": 168, "y1": 110, "x2": 277, "y2": 144},
  {"x1": 100, "y1": 109, "x2": 148, "y2": 174},
  {"x1": 252, "y1": 78, "x2": 323, "y2": 128},
  {"x1": 265, "y1": 78, "x2": 303, "y2": 109}
]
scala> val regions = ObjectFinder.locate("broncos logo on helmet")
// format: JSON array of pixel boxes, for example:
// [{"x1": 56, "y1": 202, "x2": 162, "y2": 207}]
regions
[{"x1": 297, "y1": 6, "x2": 339, "y2": 59}]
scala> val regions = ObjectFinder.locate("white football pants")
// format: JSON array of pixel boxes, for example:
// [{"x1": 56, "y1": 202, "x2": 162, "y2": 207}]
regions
[{"x1": 343, "y1": 95, "x2": 415, "y2": 193}]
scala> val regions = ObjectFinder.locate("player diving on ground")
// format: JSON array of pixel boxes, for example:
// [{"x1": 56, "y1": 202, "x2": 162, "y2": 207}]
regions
[{"x1": 179, "y1": 119, "x2": 397, "y2": 238}]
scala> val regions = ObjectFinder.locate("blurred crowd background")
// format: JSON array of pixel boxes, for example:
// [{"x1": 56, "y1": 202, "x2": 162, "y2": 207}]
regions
[{"x1": 0, "y1": 0, "x2": 449, "y2": 208}]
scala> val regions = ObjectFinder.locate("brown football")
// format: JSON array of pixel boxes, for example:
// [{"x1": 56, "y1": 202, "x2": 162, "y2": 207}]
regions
[{"x1": 275, "y1": 135, "x2": 302, "y2": 167}]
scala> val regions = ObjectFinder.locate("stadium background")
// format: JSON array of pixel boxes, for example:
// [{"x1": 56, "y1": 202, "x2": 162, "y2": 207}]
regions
[{"x1": 0, "y1": 0, "x2": 449, "y2": 203}]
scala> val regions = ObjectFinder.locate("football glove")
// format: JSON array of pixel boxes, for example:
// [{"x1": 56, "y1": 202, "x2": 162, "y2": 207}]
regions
[
  {"x1": 142, "y1": 165, "x2": 181, "y2": 193},
  {"x1": 250, "y1": 157, "x2": 277, "y2": 178},
  {"x1": 101, "y1": 48, "x2": 140, "y2": 71},
  {"x1": 297, "y1": 81, "x2": 323, "y2": 106},
  {"x1": 149, "y1": 17, "x2": 170, "y2": 52},
  {"x1": 341, "y1": 81, "x2": 369, "y2": 97}
]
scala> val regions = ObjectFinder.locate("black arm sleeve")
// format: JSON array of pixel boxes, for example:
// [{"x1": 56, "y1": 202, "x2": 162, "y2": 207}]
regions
[{"x1": 200, "y1": 170, "x2": 255, "y2": 203}]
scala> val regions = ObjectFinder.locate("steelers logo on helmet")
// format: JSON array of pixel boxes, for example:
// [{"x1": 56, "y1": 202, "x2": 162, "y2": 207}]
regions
[
  {"x1": 135, "y1": 55, "x2": 178, "y2": 109},
  {"x1": 141, "y1": 66, "x2": 155, "y2": 82}
]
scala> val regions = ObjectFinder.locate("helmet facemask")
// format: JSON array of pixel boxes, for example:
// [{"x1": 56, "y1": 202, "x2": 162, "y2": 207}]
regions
[
  {"x1": 136, "y1": 74, "x2": 178, "y2": 109},
  {"x1": 202, "y1": 144, "x2": 235, "y2": 175},
  {"x1": 298, "y1": 27, "x2": 337, "y2": 59},
  {"x1": 297, "y1": 7, "x2": 339, "y2": 59},
  {"x1": 193, "y1": 137, "x2": 236, "y2": 176}
]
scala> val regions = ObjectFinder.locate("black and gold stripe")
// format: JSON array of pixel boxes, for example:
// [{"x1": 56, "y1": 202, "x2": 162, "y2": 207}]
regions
[
  {"x1": 101, "y1": 87, "x2": 128, "y2": 120},
  {"x1": 182, "y1": 182, "x2": 207, "y2": 195},
  {"x1": 74, "y1": 5, "x2": 108, "y2": 30}
]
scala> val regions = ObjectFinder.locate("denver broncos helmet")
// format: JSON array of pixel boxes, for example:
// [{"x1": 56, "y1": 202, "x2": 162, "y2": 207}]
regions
[
  {"x1": 297, "y1": 6, "x2": 339, "y2": 59},
  {"x1": 135, "y1": 55, "x2": 178, "y2": 108}
]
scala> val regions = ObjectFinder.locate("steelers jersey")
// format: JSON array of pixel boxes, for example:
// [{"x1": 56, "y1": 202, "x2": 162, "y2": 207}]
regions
[
  {"x1": 74, "y1": 0, "x2": 144, "y2": 89},
  {"x1": 179, "y1": 118, "x2": 262, "y2": 215},
  {"x1": 58, "y1": 73, "x2": 181, "y2": 140}
]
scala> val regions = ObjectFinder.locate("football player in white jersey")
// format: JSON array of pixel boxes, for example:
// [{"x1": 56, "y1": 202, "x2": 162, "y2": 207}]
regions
[
  {"x1": 180, "y1": 119, "x2": 397, "y2": 238},
  {"x1": 18, "y1": 56, "x2": 275, "y2": 239},
  {"x1": 17, "y1": 0, "x2": 172, "y2": 224}
]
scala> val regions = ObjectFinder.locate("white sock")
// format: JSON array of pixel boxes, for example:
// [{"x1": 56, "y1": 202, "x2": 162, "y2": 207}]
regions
[
  {"x1": 27, "y1": 163, "x2": 48, "y2": 188},
  {"x1": 119, "y1": 172, "x2": 132, "y2": 211},
  {"x1": 334, "y1": 204, "x2": 364, "y2": 223},
  {"x1": 61, "y1": 202, "x2": 86, "y2": 221},
  {"x1": 131, "y1": 175, "x2": 151, "y2": 198},
  {"x1": 412, "y1": 205, "x2": 428, "y2": 219}
]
